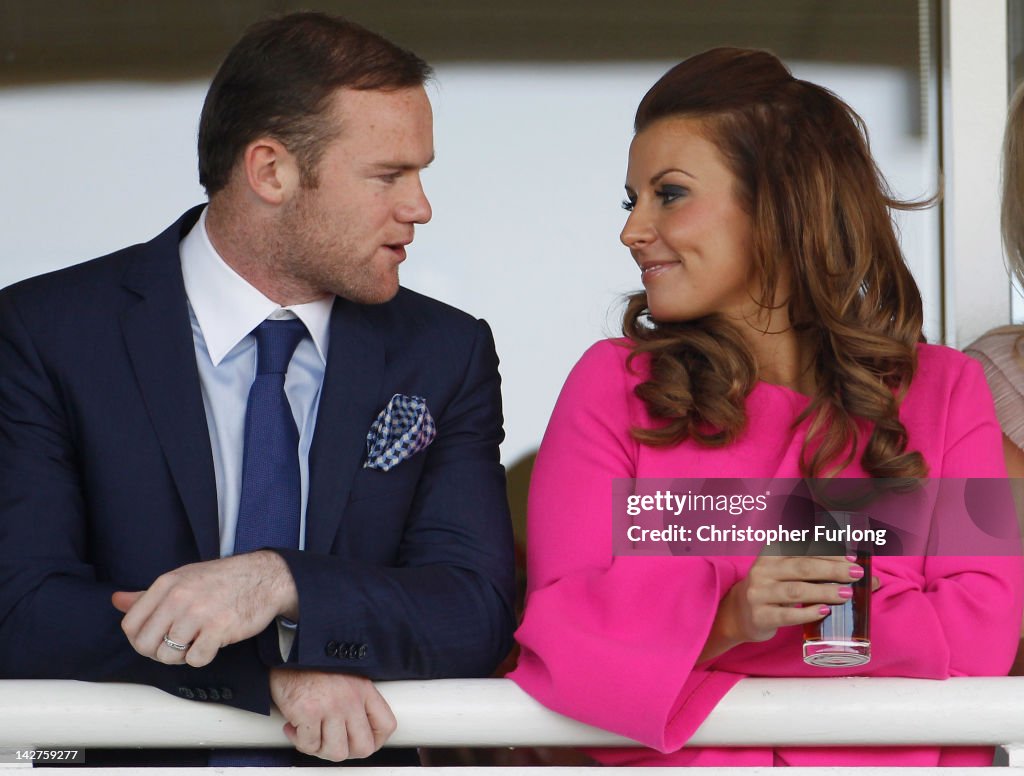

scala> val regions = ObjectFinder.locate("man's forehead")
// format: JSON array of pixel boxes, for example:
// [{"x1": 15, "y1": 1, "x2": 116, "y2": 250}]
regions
[
  {"x1": 324, "y1": 87, "x2": 434, "y2": 167},
  {"x1": 328, "y1": 85, "x2": 432, "y2": 118}
]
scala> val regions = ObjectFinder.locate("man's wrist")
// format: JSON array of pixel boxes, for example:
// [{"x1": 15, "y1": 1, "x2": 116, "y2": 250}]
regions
[{"x1": 257, "y1": 550, "x2": 300, "y2": 621}]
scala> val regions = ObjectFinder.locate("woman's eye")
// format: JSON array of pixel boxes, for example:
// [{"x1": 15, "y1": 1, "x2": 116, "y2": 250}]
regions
[
  {"x1": 621, "y1": 198, "x2": 636, "y2": 212},
  {"x1": 656, "y1": 185, "x2": 687, "y2": 204}
]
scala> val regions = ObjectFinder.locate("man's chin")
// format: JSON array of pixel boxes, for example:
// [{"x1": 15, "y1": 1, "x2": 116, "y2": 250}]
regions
[{"x1": 336, "y1": 281, "x2": 400, "y2": 306}]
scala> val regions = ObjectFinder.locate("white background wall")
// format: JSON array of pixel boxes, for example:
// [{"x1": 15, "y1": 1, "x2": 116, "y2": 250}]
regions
[{"x1": 0, "y1": 62, "x2": 935, "y2": 467}]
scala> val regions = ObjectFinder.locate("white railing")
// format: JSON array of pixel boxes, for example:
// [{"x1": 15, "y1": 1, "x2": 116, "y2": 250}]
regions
[{"x1": 2, "y1": 677, "x2": 1024, "y2": 771}]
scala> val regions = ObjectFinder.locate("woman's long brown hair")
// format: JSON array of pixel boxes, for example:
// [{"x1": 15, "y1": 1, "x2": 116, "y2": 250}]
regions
[{"x1": 624, "y1": 48, "x2": 928, "y2": 479}]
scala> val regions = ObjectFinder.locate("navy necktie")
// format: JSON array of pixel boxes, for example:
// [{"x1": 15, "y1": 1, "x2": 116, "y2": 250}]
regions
[
  {"x1": 234, "y1": 318, "x2": 308, "y2": 555},
  {"x1": 212, "y1": 319, "x2": 307, "y2": 767}
]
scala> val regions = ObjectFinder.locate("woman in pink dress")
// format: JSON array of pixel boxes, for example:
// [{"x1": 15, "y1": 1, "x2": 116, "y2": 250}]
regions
[{"x1": 508, "y1": 47, "x2": 1023, "y2": 767}]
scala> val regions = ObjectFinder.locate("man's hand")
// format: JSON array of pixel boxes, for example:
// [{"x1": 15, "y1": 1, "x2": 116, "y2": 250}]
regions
[
  {"x1": 270, "y1": 668, "x2": 397, "y2": 762},
  {"x1": 111, "y1": 550, "x2": 298, "y2": 667}
]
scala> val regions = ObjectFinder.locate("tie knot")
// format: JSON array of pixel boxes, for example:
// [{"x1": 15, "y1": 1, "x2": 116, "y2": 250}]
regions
[{"x1": 253, "y1": 319, "x2": 308, "y2": 375}]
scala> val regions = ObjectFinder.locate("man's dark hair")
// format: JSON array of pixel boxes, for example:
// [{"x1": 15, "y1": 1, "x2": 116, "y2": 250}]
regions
[{"x1": 198, "y1": 12, "x2": 432, "y2": 195}]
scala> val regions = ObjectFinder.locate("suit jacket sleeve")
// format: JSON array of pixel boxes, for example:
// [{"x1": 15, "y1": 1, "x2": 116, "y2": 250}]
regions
[
  {"x1": 270, "y1": 317, "x2": 517, "y2": 678},
  {"x1": 0, "y1": 287, "x2": 272, "y2": 713}
]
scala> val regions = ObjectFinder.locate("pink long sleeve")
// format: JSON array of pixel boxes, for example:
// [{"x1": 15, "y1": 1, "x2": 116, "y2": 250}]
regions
[
  {"x1": 509, "y1": 341, "x2": 741, "y2": 751},
  {"x1": 859, "y1": 354, "x2": 1021, "y2": 680}
]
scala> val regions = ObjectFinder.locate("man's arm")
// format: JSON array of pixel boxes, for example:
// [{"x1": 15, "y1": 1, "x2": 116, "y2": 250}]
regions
[
  {"x1": 0, "y1": 288, "x2": 272, "y2": 712},
  {"x1": 274, "y1": 317, "x2": 517, "y2": 678},
  {"x1": 111, "y1": 550, "x2": 296, "y2": 666},
  {"x1": 269, "y1": 667, "x2": 396, "y2": 762}
]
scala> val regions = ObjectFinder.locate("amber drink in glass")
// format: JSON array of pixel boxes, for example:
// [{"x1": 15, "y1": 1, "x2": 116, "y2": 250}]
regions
[{"x1": 802, "y1": 512, "x2": 873, "y2": 667}]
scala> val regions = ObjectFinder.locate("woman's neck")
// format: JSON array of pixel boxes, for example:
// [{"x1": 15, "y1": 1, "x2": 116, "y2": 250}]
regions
[{"x1": 735, "y1": 307, "x2": 815, "y2": 396}]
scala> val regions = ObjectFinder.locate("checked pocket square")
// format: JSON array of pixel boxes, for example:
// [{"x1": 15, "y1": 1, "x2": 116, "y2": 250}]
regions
[{"x1": 364, "y1": 393, "x2": 436, "y2": 471}]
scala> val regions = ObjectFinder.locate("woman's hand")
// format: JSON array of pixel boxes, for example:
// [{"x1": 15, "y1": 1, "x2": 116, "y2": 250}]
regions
[{"x1": 698, "y1": 554, "x2": 877, "y2": 663}]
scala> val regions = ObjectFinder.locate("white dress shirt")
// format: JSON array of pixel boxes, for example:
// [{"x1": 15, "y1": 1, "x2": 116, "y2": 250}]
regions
[{"x1": 179, "y1": 207, "x2": 334, "y2": 558}]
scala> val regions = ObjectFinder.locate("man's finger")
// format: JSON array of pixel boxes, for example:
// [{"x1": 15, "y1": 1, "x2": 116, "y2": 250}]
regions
[
  {"x1": 282, "y1": 721, "x2": 300, "y2": 750},
  {"x1": 291, "y1": 717, "x2": 323, "y2": 759},
  {"x1": 365, "y1": 693, "x2": 398, "y2": 749},
  {"x1": 119, "y1": 587, "x2": 164, "y2": 640},
  {"x1": 184, "y1": 629, "x2": 220, "y2": 668},
  {"x1": 111, "y1": 590, "x2": 143, "y2": 613},
  {"x1": 154, "y1": 638, "x2": 191, "y2": 665},
  {"x1": 132, "y1": 606, "x2": 184, "y2": 660},
  {"x1": 343, "y1": 712, "x2": 376, "y2": 761},
  {"x1": 320, "y1": 715, "x2": 351, "y2": 762},
  {"x1": 152, "y1": 620, "x2": 199, "y2": 665}
]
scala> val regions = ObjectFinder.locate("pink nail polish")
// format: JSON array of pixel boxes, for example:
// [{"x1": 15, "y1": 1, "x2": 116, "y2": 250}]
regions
[
  {"x1": 849, "y1": 565, "x2": 865, "y2": 579},
  {"x1": 818, "y1": 605, "x2": 831, "y2": 616},
  {"x1": 845, "y1": 553, "x2": 857, "y2": 562},
  {"x1": 837, "y1": 586, "x2": 853, "y2": 599}
]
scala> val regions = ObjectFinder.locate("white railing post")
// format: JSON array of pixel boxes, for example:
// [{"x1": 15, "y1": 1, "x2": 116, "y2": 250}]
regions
[
  {"x1": 1007, "y1": 743, "x2": 1024, "y2": 766},
  {"x1": 940, "y1": 0, "x2": 1011, "y2": 345}
]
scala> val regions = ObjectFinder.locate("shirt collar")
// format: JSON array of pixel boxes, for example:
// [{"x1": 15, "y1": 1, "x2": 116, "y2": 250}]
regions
[{"x1": 180, "y1": 207, "x2": 333, "y2": 366}]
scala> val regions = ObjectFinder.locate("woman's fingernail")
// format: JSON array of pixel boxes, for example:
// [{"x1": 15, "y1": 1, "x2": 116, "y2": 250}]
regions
[
  {"x1": 818, "y1": 605, "x2": 831, "y2": 616},
  {"x1": 837, "y1": 586, "x2": 853, "y2": 599},
  {"x1": 845, "y1": 553, "x2": 857, "y2": 562},
  {"x1": 849, "y1": 565, "x2": 865, "y2": 579}
]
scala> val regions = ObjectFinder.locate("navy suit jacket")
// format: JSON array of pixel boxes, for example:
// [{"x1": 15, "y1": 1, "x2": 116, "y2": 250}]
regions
[{"x1": 0, "y1": 207, "x2": 516, "y2": 716}]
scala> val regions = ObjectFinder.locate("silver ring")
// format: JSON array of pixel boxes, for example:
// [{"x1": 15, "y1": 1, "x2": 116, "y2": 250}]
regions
[{"x1": 162, "y1": 634, "x2": 191, "y2": 652}]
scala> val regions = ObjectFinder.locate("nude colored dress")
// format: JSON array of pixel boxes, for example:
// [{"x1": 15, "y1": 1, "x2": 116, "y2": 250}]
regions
[{"x1": 965, "y1": 327, "x2": 1024, "y2": 450}]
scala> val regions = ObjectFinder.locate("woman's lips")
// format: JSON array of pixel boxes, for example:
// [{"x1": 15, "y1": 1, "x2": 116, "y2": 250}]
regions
[{"x1": 640, "y1": 261, "x2": 680, "y2": 283}]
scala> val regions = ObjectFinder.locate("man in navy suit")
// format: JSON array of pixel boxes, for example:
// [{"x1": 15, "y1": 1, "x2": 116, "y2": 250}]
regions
[{"x1": 0, "y1": 12, "x2": 514, "y2": 764}]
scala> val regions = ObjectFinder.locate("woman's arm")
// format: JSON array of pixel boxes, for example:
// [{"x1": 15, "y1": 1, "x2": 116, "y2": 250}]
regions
[
  {"x1": 868, "y1": 357, "x2": 1023, "y2": 678},
  {"x1": 508, "y1": 341, "x2": 739, "y2": 753}
]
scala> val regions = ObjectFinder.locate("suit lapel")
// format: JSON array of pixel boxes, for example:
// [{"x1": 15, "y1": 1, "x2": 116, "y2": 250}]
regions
[
  {"x1": 305, "y1": 299, "x2": 385, "y2": 554},
  {"x1": 120, "y1": 209, "x2": 221, "y2": 561}
]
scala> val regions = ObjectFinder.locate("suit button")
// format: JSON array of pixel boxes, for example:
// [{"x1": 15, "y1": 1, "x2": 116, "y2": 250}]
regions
[
  {"x1": 195, "y1": 688, "x2": 208, "y2": 701},
  {"x1": 220, "y1": 687, "x2": 234, "y2": 701},
  {"x1": 357, "y1": 645, "x2": 368, "y2": 659},
  {"x1": 325, "y1": 640, "x2": 339, "y2": 658},
  {"x1": 178, "y1": 686, "x2": 195, "y2": 700},
  {"x1": 207, "y1": 687, "x2": 221, "y2": 701}
]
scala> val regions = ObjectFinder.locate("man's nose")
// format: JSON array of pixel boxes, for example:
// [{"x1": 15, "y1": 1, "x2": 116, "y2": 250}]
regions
[{"x1": 397, "y1": 179, "x2": 432, "y2": 224}]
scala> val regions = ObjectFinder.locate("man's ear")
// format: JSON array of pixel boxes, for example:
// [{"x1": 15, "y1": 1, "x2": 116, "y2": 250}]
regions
[{"x1": 241, "y1": 138, "x2": 301, "y2": 205}]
